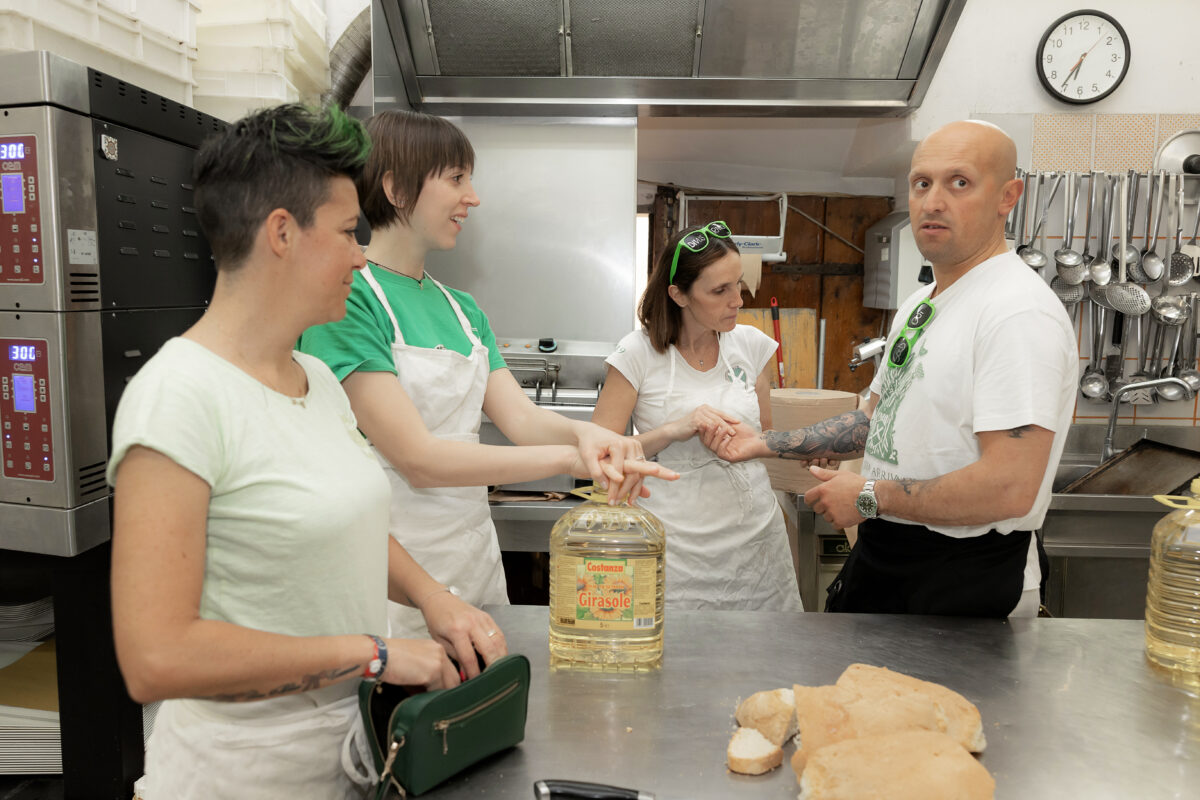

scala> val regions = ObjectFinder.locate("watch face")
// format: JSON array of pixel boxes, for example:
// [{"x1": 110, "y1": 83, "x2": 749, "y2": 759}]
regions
[
  {"x1": 856, "y1": 492, "x2": 878, "y2": 519},
  {"x1": 1037, "y1": 10, "x2": 1130, "y2": 104}
]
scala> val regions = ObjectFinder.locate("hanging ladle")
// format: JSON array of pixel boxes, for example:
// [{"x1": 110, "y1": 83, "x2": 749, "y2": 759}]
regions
[
  {"x1": 1054, "y1": 172, "x2": 1086, "y2": 284},
  {"x1": 1020, "y1": 172, "x2": 1062, "y2": 270},
  {"x1": 1139, "y1": 169, "x2": 1166, "y2": 283},
  {"x1": 1077, "y1": 171, "x2": 1100, "y2": 283},
  {"x1": 1111, "y1": 169, "x2": 1143, "y2": 278},
  {"x1": 1079, "y1": 288, "x2": 1110, "y2": 400},
  {"x1": 1089, "y1": 173, "x2": 1114, "y2": 286}
]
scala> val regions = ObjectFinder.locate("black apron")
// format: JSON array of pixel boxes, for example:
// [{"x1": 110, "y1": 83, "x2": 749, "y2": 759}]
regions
[{"x1": 824, "y1": 518, "x2": 1049, "y2": 618}]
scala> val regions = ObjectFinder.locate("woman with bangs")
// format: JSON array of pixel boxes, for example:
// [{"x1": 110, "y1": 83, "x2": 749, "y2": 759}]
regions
[
  {"x1": 592, "y1": 224, "x2": 803, "y2": 612},
  {"x1": 299, "y1": 111, "x2": 673, "y2": 649}
]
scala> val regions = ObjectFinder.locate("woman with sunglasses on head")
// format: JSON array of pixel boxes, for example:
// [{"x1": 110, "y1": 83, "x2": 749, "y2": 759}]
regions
[
  {"x1": 591, "y1": 223, "x2": 804, "y2": 611},
  {"x1": 298, "y1": 110, "x2": 673, "y2": 643}
]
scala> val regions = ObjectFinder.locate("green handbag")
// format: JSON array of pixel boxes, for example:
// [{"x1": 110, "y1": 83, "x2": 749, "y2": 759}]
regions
[{"x1": 357, "y1": 653, "x2": 531, "y2": 799}]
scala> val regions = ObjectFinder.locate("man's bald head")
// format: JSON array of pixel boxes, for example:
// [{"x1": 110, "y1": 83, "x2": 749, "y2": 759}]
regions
[
  {"x1": 916, "y1": 120, "x2": 1018, "y2": 187},
  {"x1": 907, "y1": 120, "x2": 1023, "y2": 274}
]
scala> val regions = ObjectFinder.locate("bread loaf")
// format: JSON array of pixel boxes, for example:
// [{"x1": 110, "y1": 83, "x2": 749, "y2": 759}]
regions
[
  {"x1": 726, "y1": 726, "x2": 783, "y2": 775},
  {"x1": 797, "y1": 730, "x2": 995, "y2": 800},
  {"x1": 734, "y1": 688, "x2": 796, "y2": 746},
  {"x1": 790, "y1": 664, "x2": 986, "y2": 775}
]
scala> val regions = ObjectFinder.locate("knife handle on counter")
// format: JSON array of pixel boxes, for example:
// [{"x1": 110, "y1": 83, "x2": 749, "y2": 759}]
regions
[{"x1": 533, "y1": 779, "x2": 653, "y2": 800}]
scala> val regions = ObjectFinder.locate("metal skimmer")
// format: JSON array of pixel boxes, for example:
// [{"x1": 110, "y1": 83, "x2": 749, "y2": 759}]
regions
[{"x1": 1168, "y1": 174, "x2": 1193, "y2": 286}]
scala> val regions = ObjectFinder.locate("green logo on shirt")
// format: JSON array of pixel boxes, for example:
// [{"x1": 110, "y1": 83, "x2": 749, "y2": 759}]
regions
[
  {"x1": 865, "y1": 343, "x2": 926, "y2": 466},
  {"x1": 726, "y1": 365, "x2": 751, "y2": 389}
]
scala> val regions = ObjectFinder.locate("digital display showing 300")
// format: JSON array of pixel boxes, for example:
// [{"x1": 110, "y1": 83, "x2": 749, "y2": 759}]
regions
[
  {"x1": 8, "y1": 344, "x2": 37, "y2": 361},
  {"x1": 0, "y1": 142, "x2": 26, "y2": 160}
]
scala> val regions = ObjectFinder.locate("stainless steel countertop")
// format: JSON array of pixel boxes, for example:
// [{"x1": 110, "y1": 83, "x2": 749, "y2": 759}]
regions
[{"x1": 426, "y1": 606, "x2": 1199, "y2": 800}]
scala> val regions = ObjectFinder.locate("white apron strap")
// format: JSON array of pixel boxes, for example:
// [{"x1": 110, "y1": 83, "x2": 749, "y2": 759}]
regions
[
  {"x1": 427, "y1": 276, "x2": 484, "y2": 348},
  {"x1": 360, "y1": 264, "x2": 405, "y2": 345}
]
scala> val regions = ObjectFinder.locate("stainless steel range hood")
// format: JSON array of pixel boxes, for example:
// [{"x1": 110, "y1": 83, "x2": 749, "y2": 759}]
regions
[{"x1": 372, "y1": 0, "x2": 966, "y2": 117}]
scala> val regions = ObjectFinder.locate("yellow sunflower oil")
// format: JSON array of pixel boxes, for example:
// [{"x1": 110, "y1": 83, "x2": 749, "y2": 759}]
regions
[
  {"x1": 1145, "y1": 481, "x2": 1200, "y2": 695},
  {"x1": 549, "y1": 487, "x2": 665, "y2": 671}
]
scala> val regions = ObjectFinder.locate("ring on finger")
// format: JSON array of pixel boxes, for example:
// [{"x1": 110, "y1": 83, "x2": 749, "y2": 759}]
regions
[{"x1": 486, "y1": 629, "x2": 497, "y2": 637}]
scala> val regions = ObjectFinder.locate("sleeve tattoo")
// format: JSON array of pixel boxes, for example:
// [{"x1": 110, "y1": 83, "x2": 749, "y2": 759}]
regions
[
  {"x1": 763, "y1": 410, "x2": 870, "y2": 461},
  {"x1": 201, "y1": 664, "x2": 361, "y2": 702}
]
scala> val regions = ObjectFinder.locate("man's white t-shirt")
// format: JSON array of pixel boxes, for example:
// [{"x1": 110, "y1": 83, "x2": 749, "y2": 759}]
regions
[{"x1": 864, "y1": 251, "x2": 1077, "y2": 584}]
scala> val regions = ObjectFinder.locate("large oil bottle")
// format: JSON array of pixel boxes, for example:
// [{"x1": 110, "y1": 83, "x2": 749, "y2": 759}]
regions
[
  {"x1": 548, "y1": 487, "x2": 665, "y2": 670},
  {"x1": 1145, "y1": 481, "x2": 1200, "y2": 695}
]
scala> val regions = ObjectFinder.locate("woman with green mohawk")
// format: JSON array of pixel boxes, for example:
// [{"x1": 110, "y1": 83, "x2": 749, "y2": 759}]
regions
[{"x1": 107, "y1": 104, "x2": 476, "y2": 798}]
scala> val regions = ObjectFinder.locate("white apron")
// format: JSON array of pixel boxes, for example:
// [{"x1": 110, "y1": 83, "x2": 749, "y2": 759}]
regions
[
  {"x1": 136, "y1": 695, "x2": 374, "y2": 800},
  {"x1": 359, "y1": 268, "x2": 508, "y2": 638},
  {"x1": 640, "y1": 338, "x2": 803, "y2": 611}
]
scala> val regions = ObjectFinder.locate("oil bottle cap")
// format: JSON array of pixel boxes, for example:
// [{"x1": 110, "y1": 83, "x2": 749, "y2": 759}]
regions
[
  {"x1": 1155, "y1": 491, "x2": 1200, "y2": 510},
  {"x1": 571, "y1": 484, "x2": 610, "y2": 504}
]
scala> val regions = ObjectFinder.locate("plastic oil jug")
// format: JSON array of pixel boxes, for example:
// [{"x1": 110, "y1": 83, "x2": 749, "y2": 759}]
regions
[
  {"x1": 548, "y1": 486, "x2": 665, "y2": 670},
  {"x1": 1145, "y1": 480, "x2": 1200, "y2": 694}
]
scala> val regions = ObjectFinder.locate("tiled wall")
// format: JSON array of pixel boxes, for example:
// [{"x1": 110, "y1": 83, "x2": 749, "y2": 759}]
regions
[
  {"x1": 1032, "y1": 113, "x2": 1200, "y2": 172},
  {"x1": 1028, "y1": 113, "x2": 1200, "y2": 427}
]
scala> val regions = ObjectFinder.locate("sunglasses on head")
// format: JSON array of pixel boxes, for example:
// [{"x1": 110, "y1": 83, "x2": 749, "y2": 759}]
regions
[
  {"x1": 887, "y1": 299, "x2": 936, "y2": 369},
  {"x1": 670, "y1": 221, "x2": 732, "y2": 284}
]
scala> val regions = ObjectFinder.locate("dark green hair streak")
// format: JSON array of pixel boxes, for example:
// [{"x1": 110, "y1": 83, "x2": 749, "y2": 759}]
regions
[{"x1": 193, "y1": 103, "x2": 371, "y2": 270}]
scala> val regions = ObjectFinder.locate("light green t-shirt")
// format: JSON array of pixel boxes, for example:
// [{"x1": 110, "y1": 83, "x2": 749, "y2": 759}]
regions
[
  {"x1": 298, "y1": 263, "x2": 506, "y2": 380},
  {"x1": 107, "y1": 339, "x2": 391, "y2": 709}
]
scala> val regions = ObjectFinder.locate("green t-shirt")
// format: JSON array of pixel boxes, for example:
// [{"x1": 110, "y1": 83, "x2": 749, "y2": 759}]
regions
[{"x1": 298, "y1": 263, "x2": 506, "y2": 380}]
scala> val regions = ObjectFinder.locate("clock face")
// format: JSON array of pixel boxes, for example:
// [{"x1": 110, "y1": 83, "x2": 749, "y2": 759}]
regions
[{"x1": 1037, "y1": 10, "x2": 1130, "y2": 104}]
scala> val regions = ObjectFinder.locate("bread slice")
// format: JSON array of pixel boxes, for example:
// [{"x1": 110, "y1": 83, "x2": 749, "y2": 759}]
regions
[
  {"x1": 790, "y1": 664, "x2": 986, "y2": 777},
  {"x1": 726, "y1": 726, "x2": 783, "y2": 775},
  {"x1": 797, "y1": 730, "x2": 995, "y2": 800},
  {"x1": 735, "y1": 688, "x2": 797, "y2": 746}
]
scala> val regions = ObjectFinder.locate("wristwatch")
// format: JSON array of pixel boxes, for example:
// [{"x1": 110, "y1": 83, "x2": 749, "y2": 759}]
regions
[{"x1": 855, "y1": 480, "x2": 879, "y2": 519}]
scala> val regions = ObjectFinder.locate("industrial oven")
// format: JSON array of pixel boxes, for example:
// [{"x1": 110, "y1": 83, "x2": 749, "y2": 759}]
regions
[{"x1": 0, "y1": 50, "x2": 222, "y2": 797}]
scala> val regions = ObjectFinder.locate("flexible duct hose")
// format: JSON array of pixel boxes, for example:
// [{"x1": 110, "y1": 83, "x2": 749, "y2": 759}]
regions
[{"x1": 325, "y1": 6, "x2": 371, "y2": 110}]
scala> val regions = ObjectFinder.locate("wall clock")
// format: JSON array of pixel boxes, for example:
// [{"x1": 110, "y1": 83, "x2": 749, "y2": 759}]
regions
[{"x1": 1036, "y1": 9, "x2": 1130, "y2": 104}]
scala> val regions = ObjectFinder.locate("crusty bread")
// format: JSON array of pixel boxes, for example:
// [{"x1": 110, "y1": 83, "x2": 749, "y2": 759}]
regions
[
  {"x1": 735, "y1": 688, "x2": 797, "y2": 746},
  {"x1": 726, "y1": 726, "x2": 783, "y2": 775},
  {"x1": 797, "y1": 730, "x2": 995, "y2": 800},
  {"x1": 790, "y1": 664, "x2": 986, "y2": 776},
  {"x1": 836, "y1": 665, "x2": 986, "y2": 753}
]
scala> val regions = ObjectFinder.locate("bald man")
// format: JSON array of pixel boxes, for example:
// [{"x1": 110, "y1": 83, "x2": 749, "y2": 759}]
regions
[{"x1": 706, "y1": 121, "x2": 1077, "y2": 618}]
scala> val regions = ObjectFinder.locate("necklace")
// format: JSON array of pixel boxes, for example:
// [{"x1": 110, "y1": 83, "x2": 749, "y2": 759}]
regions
[
  {"x1": 370, "y1": 260, "x2": 425, "y2": 287},
  {"x1": 679, "y1": 335, "x2": 718, "y2": 367}
]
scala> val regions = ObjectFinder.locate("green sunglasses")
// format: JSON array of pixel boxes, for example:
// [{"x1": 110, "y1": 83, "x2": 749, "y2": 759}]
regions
[
  {"x1": 670, "y1": 221, "x2": 733, "y2": 284},
  {"x1": 887, "y1": 298, "x2": 936, "y2": 369}
]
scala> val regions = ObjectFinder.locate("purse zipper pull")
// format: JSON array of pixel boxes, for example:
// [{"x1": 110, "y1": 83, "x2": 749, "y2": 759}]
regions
[{"x1": 434, "y1": 720, "x2": 450, "y2": 755}]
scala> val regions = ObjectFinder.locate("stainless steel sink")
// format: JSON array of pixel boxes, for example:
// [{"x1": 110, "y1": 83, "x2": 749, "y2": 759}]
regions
[{"x1": 1041, "y1": 424, "x2": 1195, "y2": 618}]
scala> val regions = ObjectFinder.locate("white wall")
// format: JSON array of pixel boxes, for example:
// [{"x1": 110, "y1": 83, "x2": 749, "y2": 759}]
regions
[{"x1": 913, "y1": 0, "x2": 1200, "y2": 135}]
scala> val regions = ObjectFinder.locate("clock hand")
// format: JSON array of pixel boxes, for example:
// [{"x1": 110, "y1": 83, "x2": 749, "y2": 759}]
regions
[{"x1": 1061, "y1": 56, "x2": 1084, "y2": 90}]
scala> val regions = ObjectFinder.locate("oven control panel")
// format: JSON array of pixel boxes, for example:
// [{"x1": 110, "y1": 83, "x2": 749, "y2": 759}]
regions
[
  {"x1": 1, "y1": 338, "x2": 53, "y2": 482},
  {"x1": 0, "y1": 135, "x2": 44, "y2": 285}
]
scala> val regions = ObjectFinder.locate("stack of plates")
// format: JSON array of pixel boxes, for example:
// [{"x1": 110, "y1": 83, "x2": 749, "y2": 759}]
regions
[
  {"x1": 0, "y1": 597, "x2": 55, "y2": 643},
  {"x1": 0, "y1": 602, "x2": 61, "y2": 775},
  {"x1": 0, "y1": 705, "x2": 60, "y2": 775}
]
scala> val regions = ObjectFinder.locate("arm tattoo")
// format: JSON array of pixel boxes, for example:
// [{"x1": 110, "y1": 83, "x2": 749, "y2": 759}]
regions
[
  {"x1": 1008, "y1": 425, "x2": 1034, "y2": 439},
  {"x1": 764, "y1": 410, "x2": 870, "y2": 460},
  {"x1": 202, "y1": 665, "x2": 360, "y2": 702},
  {"x1": 895, "y1": 475, "x2": 943, "y2": 496}
]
